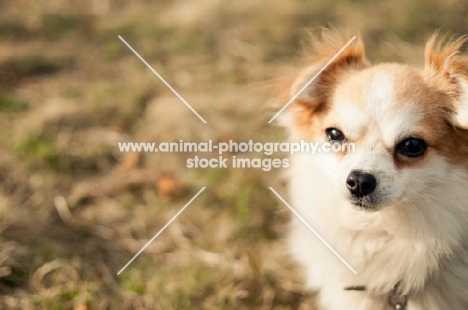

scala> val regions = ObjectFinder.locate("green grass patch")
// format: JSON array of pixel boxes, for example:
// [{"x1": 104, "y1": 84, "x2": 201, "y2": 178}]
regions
[
  {"x1": 16, "y1": 134, "x2": 59, "y2": 169},
  {"x1": 41, "y1": 14, "x2": 95, "y2": 40},
  {"x1": 0, "y1": 93, "x2": 27, "y2": 112}
]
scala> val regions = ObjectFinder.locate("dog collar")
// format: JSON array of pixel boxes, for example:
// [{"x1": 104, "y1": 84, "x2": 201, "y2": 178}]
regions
[{"x1": 344, "y1": 282, "x2": 408, "y2": 310}]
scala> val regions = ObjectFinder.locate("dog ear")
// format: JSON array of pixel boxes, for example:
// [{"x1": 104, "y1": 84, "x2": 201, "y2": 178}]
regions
[
  {"x1": 451, "y1": 76, "x2": 468, "y2": 128},
  {"x1": 291, "y1": 31, "x2": 369, "y2": 112},
  {"x1": 425, "y1": 34, "x2": 468, "y2": 128}
]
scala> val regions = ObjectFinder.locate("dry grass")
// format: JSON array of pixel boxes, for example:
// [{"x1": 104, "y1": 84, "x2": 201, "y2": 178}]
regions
[{"x1": 0, "y1": 0, "x2": 467, "y2": 309}]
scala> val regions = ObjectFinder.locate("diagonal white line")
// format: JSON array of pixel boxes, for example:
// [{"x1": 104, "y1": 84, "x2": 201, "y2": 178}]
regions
[
  {"x1": 118, "y1": 35, "x2": 207, "y2": 124},
  {"x1": 268, "y1": 36, "x2": 356, "y2": 124},
  {"x1": 117, "y1": 187, "x2": 206, "y2": 275},
  {"x1": 268, "y1": 186, "x2": 357, "y2": 274}
]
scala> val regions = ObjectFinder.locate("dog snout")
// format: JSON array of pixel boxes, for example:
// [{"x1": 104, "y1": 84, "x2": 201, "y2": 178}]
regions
[{"x1": 346, "y1": 170, "x2": 377, "y2": 197}]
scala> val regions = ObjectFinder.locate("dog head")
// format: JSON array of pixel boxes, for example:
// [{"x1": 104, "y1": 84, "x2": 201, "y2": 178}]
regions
[{"x1": 287, "y1": 32, "x2": 468, "y2": 210}]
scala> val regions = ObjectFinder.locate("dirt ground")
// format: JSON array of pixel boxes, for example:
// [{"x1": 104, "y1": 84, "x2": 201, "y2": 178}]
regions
[{"x1": 0, "y1": 0, "x2": 467, "y2": 309}]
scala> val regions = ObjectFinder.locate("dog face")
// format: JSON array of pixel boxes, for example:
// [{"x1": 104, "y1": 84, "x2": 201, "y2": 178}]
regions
[{"x1": 287, "y1": 33, "x2": 468, "y2": 210}]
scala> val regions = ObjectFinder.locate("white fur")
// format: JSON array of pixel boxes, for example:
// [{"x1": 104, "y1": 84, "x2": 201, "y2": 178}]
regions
[
  {"x1": 452, "y1": 75, "x2": 468, "y2": 128},
  {"x1": 286, "y1": 67, "x2": 468, "y2": 309}
]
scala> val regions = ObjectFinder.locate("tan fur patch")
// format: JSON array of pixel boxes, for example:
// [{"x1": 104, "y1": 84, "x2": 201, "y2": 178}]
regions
[
  {"x1": 287, "y1": 30, "x2": 369, "y2": 139},
  {"x1": 423, "y1": 34, "x2": 468, "y2": 166}
]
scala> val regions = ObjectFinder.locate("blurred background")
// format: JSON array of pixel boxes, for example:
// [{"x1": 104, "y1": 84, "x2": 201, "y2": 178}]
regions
[{"x1": 0, "y1": 0, "x2": 467, "y2": 309}]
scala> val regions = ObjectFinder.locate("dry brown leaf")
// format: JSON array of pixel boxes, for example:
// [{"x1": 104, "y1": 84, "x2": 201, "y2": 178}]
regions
[{"x1": 156, "y1": 174, "x2": 179, "y2": 198}]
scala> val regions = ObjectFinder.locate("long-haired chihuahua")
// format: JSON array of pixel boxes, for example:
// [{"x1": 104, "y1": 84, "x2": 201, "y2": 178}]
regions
[{"x1": 281, "y1": 31, "x2": 468, "y2": 310}]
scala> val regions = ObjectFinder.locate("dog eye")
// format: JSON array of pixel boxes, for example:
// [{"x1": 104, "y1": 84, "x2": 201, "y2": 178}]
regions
[
  {"x1": 325, "y1": 128, "x2": 346, "y2": 142},
  {"x1": 395, "y1": 137, "x2": 427, "y2": 157}
]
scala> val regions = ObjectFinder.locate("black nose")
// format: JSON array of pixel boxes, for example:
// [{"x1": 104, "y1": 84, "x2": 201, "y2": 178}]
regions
[{"x1": 346, "y1": 170, "x2": 377, "y2": 197}]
